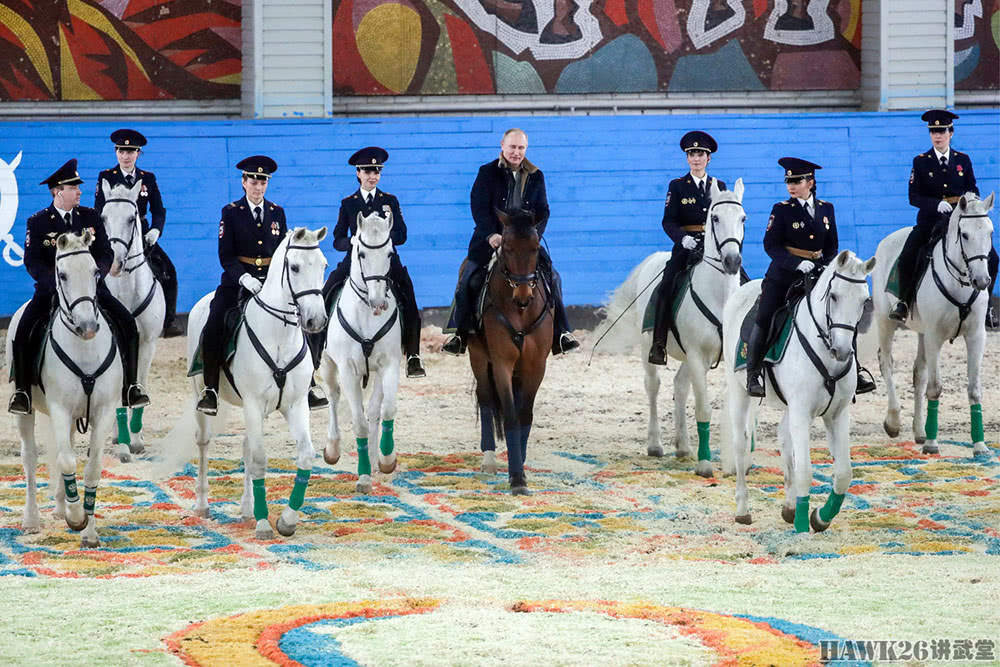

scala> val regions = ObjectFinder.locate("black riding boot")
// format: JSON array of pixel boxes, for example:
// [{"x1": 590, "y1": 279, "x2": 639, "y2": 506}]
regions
[
  {"x1": 745, "y1": 323, "x2": 767, "y2": 398},
  {"x1": 549, "y1": 270, "x2": 579, "y2": 355},
  {"x1": 443, "y1": 281, "x2": 471, "y2": 356},
  {"x1": 161, "y1": 277, "x2": 182, "y2": 337},
  {"x1": 197, "y1": 336, "x2": 221, "y2": 415},
  {"x1": 119, "y1": 333, "x2": 149, "y2": 408},
  {"x1": 855, "y1": 358, "x2": 876, "y2": 395},
  {"x1": 8, "y1": 337, "x2": 34, "y2": 414},
  {"x1": 648, "y1": 282, "x2": 672, "y2": 366}
]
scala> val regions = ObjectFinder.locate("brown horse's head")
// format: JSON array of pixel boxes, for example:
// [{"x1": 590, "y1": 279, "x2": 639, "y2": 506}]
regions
[{"x1": 496, "y1": 208, "x2": 540, "y2": 310}]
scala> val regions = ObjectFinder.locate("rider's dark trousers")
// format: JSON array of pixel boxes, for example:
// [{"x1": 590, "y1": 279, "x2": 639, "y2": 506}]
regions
[
  {"x1": 309, "y1": 253, "x2": 422, "y2": 368},
  {"x1": 652, "y1": 244, "x2": 694, "y2": 346},
  {"x1": 201, "y1": 285, "x2": 240, "y2": 390},
  {"x1": 446, "y1": 260, "x2": 481, "y2": 335},
  {"x1": 754, "y1": 274, "x2": 795, "y2": 331},
  {"x1": 148, "y1": 244, "x2": 178, "y2": 327},
  {"x1": 897, "y1": 221, "x2": 938, "y2": 304},
  {"x1": 13, "y1": 284, "x2": 140, "y2": 401}
]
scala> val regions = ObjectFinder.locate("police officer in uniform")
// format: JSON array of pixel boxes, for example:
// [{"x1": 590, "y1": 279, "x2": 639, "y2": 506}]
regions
[
  {"x1": 442, "y1": 128, "x2": 580, "y2": 356},
  {"x1": 648, "y1": 130, "x2": 727, "y2": 365},
  {"x1": 93, "y1": 129, "x2": 183, "y2": 337},
  {"x1": 8, "y1": 159, "x2": 150, "y2": 414},
  {"x1": 889, "y1": 109, "x2": 997, "y2": 327},
  {"x1": 196, "y1": 156, "x2": 326, "y2": 414},
  {"x1": 312, "y1": 147, "x2": 426, "y2": 378},
  {"x1": 745, "y1": 158, "x2": 876, "y2": 397}
]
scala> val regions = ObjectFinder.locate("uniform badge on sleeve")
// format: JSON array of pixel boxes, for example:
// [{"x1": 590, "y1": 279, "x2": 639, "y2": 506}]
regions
[
  {"x1": 909, "y1": 169, "x2": 915, "y2": 184},
  {"x1": 219, "y1": 220, "x2": 225, "y2": 238},
  {"x1": 665, "y1": 192, "x2": 671, "y2": 207},
  {"x1": 25, "y1": 231, "x2": 30, "y2": 247},
  {"x1": 766, "y1": 215, "x2": 774, "y2": 231}
]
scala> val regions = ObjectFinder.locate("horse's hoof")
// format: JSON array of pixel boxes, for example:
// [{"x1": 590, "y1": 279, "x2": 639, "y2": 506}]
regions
[
  {"x1": 972, "y1": 442, "x2": 991, "y2": 457},
  {"x1": 922, "y1": 442, "x2": 939, "y2": 455},
  {"x1": 52, "y1": 509, "x2": 65, "y2": 521},
  {"x1": 734, "y1": 513, "x2": 752, "y2": 525},
  {"x1": 323, "y1": 442, "x2": 340, "y2": 465},
  {"x1": 781, "y1": 506, "x2": 796, "y2": 524},
  {"x1": 674, "y1": 447, "x2": 691, "y2": 460},
  {"x1": 378, "y1": 453, "x2": 397, "y2": 474},
  {"x1": 915, "y1": 435, "x2": 926, "y2": 445},
  {"x1": 80, "y1": 536, "x2": 100, "y2": 549},
  {"x1": 356, "y1": 479, "x2": 373, "y2": 495},
  {"x1": 241, "y1": 515, "x2": 254, "y2": 525},
  {"x1": 883, "y1": 420, "x2": 899, "y2": 438},
  {"x1": 481, "y1": 451, "x2": 497, "y2": 475},
  {"x1": 647, "y1": 443, "x2": 664, "y2": 458},
  {"x1": 275, "y1": 511, "x2": 297, "y2": 537},
  {"x1": 694, "y1": 460, "x2": 713, "y2": 478},
  {"x1": 255, "y1": 519, "x2": 274, "y2": 540},
  {"x1": 192, "y1": 507, "x2": 210, "y2": 519},
  {"x1": 510, "y1": 485, "x2": 531, "y2": 496},
  {"x1": 21, "y1": 523, "x2": 40, "y2": 534},
  {"x1": 810, "y1": 508, "x2": 831, "y2": 533},
  {"x1": 66, "y1": 513, "x2": 88, "y2": 532},
  {"x1": 128, "y1": 441, "x2": 145, "y2": 455},
  {"x1": 116, "y1": 449, "x2": 131, "y2": 464}
]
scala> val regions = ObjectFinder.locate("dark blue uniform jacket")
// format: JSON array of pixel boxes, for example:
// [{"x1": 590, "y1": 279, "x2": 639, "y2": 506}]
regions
[
  {"x1": 217, "y1": 196, "x2": 287, "y2": 288},
  {"x1": 468, "y1": 157, "x2": 550, "y2": 267},
  {"x1": 763, "y1": 197, "x2": 838, "y2": 281},
  {"x1": 909, "y1": 148, "x2": 978, "y2": 228},
  {"x1": 24, "y1": 205, "x2": 112, "y2": 293},
  {"x1": 94, "y1": 166, "x2": 166, "y2": 233},
  {"x1": 661, "y1": 175, "x2": 727, "y2": 246},
  {"x1": 333, "y1": 188, "x2": 407, "y2": 253}
]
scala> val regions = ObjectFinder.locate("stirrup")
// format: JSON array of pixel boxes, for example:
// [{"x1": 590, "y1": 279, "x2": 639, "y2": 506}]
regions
[
  {"x1": 196, "y1": 388, "x2": 219, "y2": 415},
  {"x1": 553, "y1": 331, "x2": 580, "y2": 355},
  {"x1": 746, "y1": 369, "x2": 765, "y2": 398},
  {"x1": 888, "y1": 300, "x2": 908, "y2": 322},
  {"x1": 855, "y1": 366, "x2": 877, "y2": 395},
  {"x1": 647, "y1": 342, "x2": 667, "y2": 366},
  {"x1": 442, "y1": 335, "x2": 465, "y2": 356},
  {"x1": 8, "y1": 390, "x2": 32, "y2": 415},
  {"x1": 127, "y1": 384, "x2": 150, "y2": 408},
  {"x1": 406, "y1": 354, "x2": 426, "y2": 378}
]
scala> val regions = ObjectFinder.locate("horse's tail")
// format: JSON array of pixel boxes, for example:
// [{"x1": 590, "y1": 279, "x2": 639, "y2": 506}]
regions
[
  {"x1": 152, "y1": 394, "x2": 231, "y2": 480},
  {"x1": 592, "y1": 252, "x2": 668, "y2": 355}
]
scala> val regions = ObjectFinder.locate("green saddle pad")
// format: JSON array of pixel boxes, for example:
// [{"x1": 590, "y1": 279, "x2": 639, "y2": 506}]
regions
[
  {"x1": 642, "y1": 271, "x2": 692, "y2": 334},
  {"x1": 188, "y1": 308, "x2": 244, "y2": 377},
  {"x1": 733, "y1": 300, "x2": 798, "y2": 372},
  {"x1": 8, "y1": 316, "x2": 52, "y2": 384},
  {"x1": 886, "y1": 254, "x2": 902, "y2": 299}
]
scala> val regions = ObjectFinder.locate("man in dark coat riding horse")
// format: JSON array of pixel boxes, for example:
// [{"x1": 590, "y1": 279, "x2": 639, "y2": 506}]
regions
[
  {"x1": 443, "y1": 128, "x2": 579, "y2": 356},
  {"x1": 309, "y1": 146, "x2": 426, "y2": 379},
  {"x1": 8, "y1": 159, "x2": 150, "y2": 414},
  {"x1": 93, "y1": 129, "x2": 183, "y2": 337}
]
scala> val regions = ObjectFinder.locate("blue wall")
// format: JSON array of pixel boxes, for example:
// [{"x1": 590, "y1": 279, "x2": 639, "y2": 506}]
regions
[{"x1": 0, "y1": 110, "x2": 997, "y2": 317}]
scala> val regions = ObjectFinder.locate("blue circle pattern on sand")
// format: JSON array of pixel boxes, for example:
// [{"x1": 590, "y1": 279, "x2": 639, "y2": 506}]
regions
[{"x1": 278, "y1": 611, "x2": 871, "y2": 666}]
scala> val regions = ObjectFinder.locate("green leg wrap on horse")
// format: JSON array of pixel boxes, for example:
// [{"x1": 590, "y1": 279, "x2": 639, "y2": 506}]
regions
[
  {"x1": 794, "y1": 496, "x2": 809, "y2": 533},
  {"x1": 379, "y1": 420, "x2": 395, "y2": 457},
  {"x1": 288, "y1": 468, "x2": 311, "y2": 511},
  {"x1": 696, "y1": 421, "x2": 711, "y2": 462},
  {"x1": 819, "y1": 491, "x2": 845, "y2": 524},
  {"x1": 252, "y1": 478, "x2": 268, "y2": 521},
  {"x1": 925, "y1": 399, "x2": 940, "y2": 441},
  {"x1": 357, "y1": 438, "x2": 371, "y2": 476},
  {"x1": 129, "y1": 406, "x2": 144, "y2": 434},
  {"x1": 83, "y1": 485, "x2": 97, "y2": 515},
  {"x1": 115, "y1": 407, "x2": 130, "y2": 446},
  {"x1": 62, "y1": 472, "x2": 79, "y2": 503},
  {"x1": 751, "y1": 430, "x2": 755, "y2": 453},
  {"x1": 971, "y1": 403, "x2": 984, "y2": 444}
]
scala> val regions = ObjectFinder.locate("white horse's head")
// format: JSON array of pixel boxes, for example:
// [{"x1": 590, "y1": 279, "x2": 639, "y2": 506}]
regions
[
  {"x1": 352, "y1": 210, "x2": 394, "y2": 315},
  {"x1": 55, "y1": 230, "x2": 101, "y2": 340},
  {"x1": 817, "y1": 250, "x2": 876, "y2": 363},
  {"x1": 949, "y1": 192, "x2": 995, "y2": 291},
  {"x1": 270, "y1": 226, "x2": 329, "y2": 333},
  {"x1": 707, "y1": 178, "x2": 746, "y2": 275},
  {"x1": 100, "y1": 179, "x2": 144, "y2": 276}
]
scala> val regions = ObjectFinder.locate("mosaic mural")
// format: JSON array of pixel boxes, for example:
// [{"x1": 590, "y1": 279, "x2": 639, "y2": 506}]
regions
[
  {"x1": 954, "y1": 0, "x2": 1000, "y2": 91},
  {"x1": 332, "y1": 0, "x2": 865, "y2": 94},
  {"x1": 0, "y1": 0, "x2": 241, "y2": 101}
]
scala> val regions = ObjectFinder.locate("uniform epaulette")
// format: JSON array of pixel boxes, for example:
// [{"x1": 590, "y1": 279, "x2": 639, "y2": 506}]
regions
[
  {"x1": 227, "y1": 201, "x2": 238, "y2": 208},
  {"x1": 816, "y1": 199, "x2": 826, "y2": 206},
  {"x1": 780, "y1": 200, "x2": 790, "y2": 205},
  {"x1": 381, "y1": 191, "x2": 393, "y2": 198},
  {"x1": 953, "y1": 150, "x2": 965, "y2": 155}
]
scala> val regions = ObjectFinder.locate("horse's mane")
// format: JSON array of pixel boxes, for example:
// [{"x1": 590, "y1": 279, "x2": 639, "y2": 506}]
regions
[
  {"x1": 504, "y1": 208, "x2": 538, "y2": 240},
  {"x1": 357, "y1": 213, "x2": 392, "y2": 246}
]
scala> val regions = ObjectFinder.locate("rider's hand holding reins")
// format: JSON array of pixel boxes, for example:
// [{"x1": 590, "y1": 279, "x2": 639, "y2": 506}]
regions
[
  {"x1": 144, "y1": 229, "x2": 160, "y2": 246},
  {"x1": 937, "y1": 200, "x2": 953, "y2": 214},
  {"x1": 796, "y1": 260, "x2": 816, "y2": 273},
  {"x1": 239, "y1": 274, "x2": 263, "y2": 294},
  {"x1": 488, "y1": 233, "x2": 502, "y2": 249},
  {"x1": 681, "y1": 235, "x2": 698, "y2": 250}
]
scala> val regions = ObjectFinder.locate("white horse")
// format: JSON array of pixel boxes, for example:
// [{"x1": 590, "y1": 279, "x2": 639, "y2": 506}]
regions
[
  {"x1": 186, "y1": 227, "x2": 328, "y2": 539},
  {"x1": 598, "y1": 179, "x2": 746, "y2": 476},
  {"x1": 4, "y1": 231, "x2": 123, "y2": 547},
  {"x1": 721, "y1": 250, "x2": 876, "y2": 533},
  {"x1": 99, "y1": 179, "x2": 165, "y2": 461},
  {"x1": 320, "y1": 211, "x2": 402, "y2": 494},
  {"x1": 872, "y1": 192, "x2": 995, "y2": 456}
]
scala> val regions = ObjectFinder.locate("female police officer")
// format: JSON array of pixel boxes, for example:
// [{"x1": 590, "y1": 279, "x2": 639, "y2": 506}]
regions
[{"x1": 745, "y1": 157, "x2": 876, "y2": 397}]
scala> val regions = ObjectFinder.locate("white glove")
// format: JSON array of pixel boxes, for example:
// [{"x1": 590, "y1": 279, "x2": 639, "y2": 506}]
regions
[
  {"x1": 681, "y1": 235, "x2": 698, "y2": 250},
  {"x1": 144, "y1": 228, "x2": 160, "y2": 246},
  {"x1": 937, "y1": 200, "x2": 953, "y2": 214},
  {"x1": 796, "y1": 260, "x2": 815, "y2": 273},
  {"x1": 239, "y1": 274, "x2": 263, "y2": 294}
]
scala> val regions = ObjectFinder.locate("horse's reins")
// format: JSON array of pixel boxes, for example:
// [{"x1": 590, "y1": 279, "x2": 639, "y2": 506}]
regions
[
  {"x1": 104, "y1": 196, "x2": 159, "y2": 318},
  {"x1": 337, "y1": 231, "x2": 398, "y2": 388},
  {"x1": 930, "y1": 211, "x2": 990, "y2": 342},
  {"x1": 788, "y1": 270, "x2": 868, "y2": 415},
  {"x1": 235, "y1": 242, "x2": 320, "y2": 407},
  {"x1": 49, "y1": 248, "x2": 118, "y2": 434},
  {"x1": 486, "y1": 247, "x2": 552, "y2": 351}
]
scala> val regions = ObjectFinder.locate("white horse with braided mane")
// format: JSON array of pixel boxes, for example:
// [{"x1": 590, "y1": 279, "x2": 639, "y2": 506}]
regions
[
  {"x1": 721, "y1": 250, "x2": 876, "y2": 533},
  {"x1": 320, "y1": 211, "x2": 402, "y2": 494},
  {"x1": 872, "y1": 191, "x2": 995, "y2": 457},
  {"x1": 598, "y1": 179, "x2": 746, "y2": 475},
  {"x1": 99, "y1": 179, "x2": 165, "y2": 461},
  {"x1": 183, "y1": 227, "x2": 328, "y2": 539},
  {"x1": 5, "y1": 231, "x2": 123, "y2": 547}
]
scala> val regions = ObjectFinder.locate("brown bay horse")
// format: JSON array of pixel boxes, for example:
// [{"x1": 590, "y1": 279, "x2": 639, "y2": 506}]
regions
[{"x1": 469, "y1": 209, "x2": 554, "y2": 495}]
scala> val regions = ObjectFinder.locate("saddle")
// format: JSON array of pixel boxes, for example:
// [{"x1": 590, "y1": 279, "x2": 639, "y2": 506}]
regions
[
  {"x1": 885, "y1": 224, "x2": 946, "y2": 300},
  {"x1": 443, "y1": 255, "x2": 552, "y2": 336},
  {"x1": 642, "y1": 248, "x2": 703, "y2": 333},
  {"x1": 187, "y1": 305, "x2": 245, "y2": 377},
  {"x1": 732, "y1": 283, "x2": 807, "y2": 372}
]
